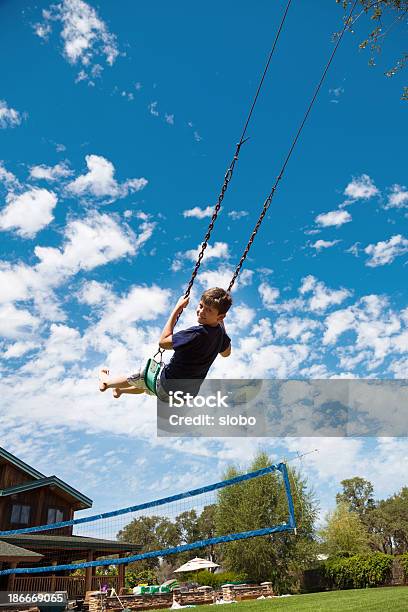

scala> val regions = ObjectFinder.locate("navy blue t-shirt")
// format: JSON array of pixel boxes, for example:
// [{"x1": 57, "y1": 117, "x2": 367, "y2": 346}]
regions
[{"x1": 160, "y1": 324, "x2": 231, "y2": 395}]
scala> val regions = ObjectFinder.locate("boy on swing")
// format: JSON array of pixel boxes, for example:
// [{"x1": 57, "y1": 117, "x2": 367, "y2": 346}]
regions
[{"x1": 99, "y1": 287, "x2": 232, "y2": 399}]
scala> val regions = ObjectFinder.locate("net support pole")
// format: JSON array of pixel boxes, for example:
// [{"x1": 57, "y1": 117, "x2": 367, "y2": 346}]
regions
[{"x1": 280, "y1": 462, "x2": 297, "y2": 535}]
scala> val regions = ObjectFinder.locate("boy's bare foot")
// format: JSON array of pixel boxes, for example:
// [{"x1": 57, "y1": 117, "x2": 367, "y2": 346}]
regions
[
  {"x1": 99, "y1": 369, "x2": 110, "y2": 392},
  {"x1": 113, "y1": 388, "x2": 122, "y2": 399}
]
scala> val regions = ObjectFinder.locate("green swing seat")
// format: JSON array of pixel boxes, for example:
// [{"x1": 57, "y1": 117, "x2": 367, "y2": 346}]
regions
[{"x1": 144, "y1": 358, "x2": 162, "y2": 395}]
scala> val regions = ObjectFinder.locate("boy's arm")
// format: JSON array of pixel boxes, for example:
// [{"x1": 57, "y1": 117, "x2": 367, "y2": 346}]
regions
[
  {"x1": 220, "y1": 344, "x2": 231, "y2": 357},
  {"x1": 219, "y1": 320, "x2": 231, "y2": 357},
  {"x1": 159, "y1": 296, "x2": 190, "y2": 349}
]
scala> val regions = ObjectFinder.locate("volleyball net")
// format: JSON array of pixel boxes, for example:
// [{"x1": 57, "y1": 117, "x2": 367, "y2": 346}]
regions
[{"x1": 0, "y1": 462, "x2": 296, "y2": 576}]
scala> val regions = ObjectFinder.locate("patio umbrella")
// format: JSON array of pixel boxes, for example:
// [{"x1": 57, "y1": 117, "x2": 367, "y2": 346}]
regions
[{"x1": 174, "y1": 557, "x2": 220, "y2": 573}]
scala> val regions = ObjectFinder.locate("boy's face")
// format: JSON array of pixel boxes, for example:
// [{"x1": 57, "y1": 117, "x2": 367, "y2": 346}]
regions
[{"x1": 196, "y1": 300, "x2": 225, "y2": 326}]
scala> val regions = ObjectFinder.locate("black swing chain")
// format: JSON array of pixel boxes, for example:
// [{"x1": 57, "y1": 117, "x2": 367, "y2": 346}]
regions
[
  {"x1": 156, "y1": 0, "x2": 357, "y2": 358},
  {"x1": 227, "y1": 0, "x2": 359, "y2": 293},
  {"x1": 173, "y1": 0, "x2": 294, "y2": 327},
  {"x1": 178, "y1": 140, "x2": 245, "y2": 309}
]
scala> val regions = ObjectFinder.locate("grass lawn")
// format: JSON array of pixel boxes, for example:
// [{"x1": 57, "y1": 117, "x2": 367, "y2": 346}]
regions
[{"x1": 165, "y1": 587, "x2": 408, "y2": 612}]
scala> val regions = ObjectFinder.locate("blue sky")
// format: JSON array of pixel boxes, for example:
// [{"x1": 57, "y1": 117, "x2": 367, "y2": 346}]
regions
[{"x1": 1, "y1": 0, "x2": 407, "y2": 530}]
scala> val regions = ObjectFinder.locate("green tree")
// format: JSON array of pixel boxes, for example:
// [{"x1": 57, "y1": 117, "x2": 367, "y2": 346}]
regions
[
  {"x1": 336, "y1": 477, "x2": 376, "y2": 519},
  {"x1": 320, "y1": 502, "x2": 371, "y2": 557},
  {"x1": 175, "y1": 510, "x2": 200, "y2": 544},
  {"x1": 171, "y1": 509, "x2": 201, "y2": 567},
  {"x1": 369, "y1": 487, "x2": 408, "y2": 554},
  {"x1": 214, "y1": 452, "x2": 318, "y2": 593},
  {"x1": 338, "y1": 1, "x2": 408, "y2": 99},
  {"x1": 117, "y1": 515, "x2": 180, "y2": 573},
  {"x1": 196, "y1": 504, "x2": 218, "y2": 562}
]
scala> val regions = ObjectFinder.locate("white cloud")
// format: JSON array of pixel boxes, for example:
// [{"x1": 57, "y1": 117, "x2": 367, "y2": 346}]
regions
[
  {"x1": 322, "y1": 295, "x2": 406, "y2": 372},
  {"x1": 250, "y1": 343, "x2": 310, "y2": 378},
  {"x1": 83, "y1": 284, "x2": 170, "y2": 349},
  {"x1": 285, "y1": 438, "x2": 364, "y2": 494},
  {"x1": 184, "y1": 241, "x2": 229, "y2": 263},
  {"x1": 148, "y1": 101, "x2": 159, "y2": 116},
  {"x1": 259, "y1": 277, "x2": 350, "y2": 316},
  {"x1": 0, "y1": 212, "x2": 154, "y2": 330},
  {"x1": 274, "y1": 316, "x2": 320, "y2": 341},
  {"x1": 77, "y1": 279, "x2": 111, "y2": 306},
  {"x1": 0, "y1": 304, "x2": 40, "y2": 339},
  {"x1": 0, "y1": 263, "x2": 38, "y2": 305},
  {"x1": 30, "y1": 162, "x2": 72, "y2": 182},
  {"x1": 1, "y1": 273, "x2": 407, "y2": 485},
  {"x1": 197, "y1": 268, "x2": 253, "y2": 291},
  {"x1": 34, "y1": 212, "x2": 140, "y2": 278},
  {"x1": 183, "y1": 206, "x2": 213, "y2": 219},
  {"x1": 228, "y1": 210, "x2": 249, "y2": 221},
  {"x1": 66, "y1": 155, "x2": 147, "y2": 201},
  {"x1": 258, "y1": 282, "x2": 280, "y2": 308},
  {"x1": 75, "y1": 69, "x2": 87, "y2": 83},
  {"x1": 346, "y1": 242, "x2": 360, "y2": 257},
  {"x1": 315, "y1": 210, "x2": 351, "y2": 228},
  {"x1": 3, "y1": 341, "x2": 39, "y2": 359},
  {"x1": 41, "y1": 323, "x2": 85, "y2": 364},
  {"x1": 310, "y1": 239, "x2": 341, "y2": 251},
  {"x1": 0, "y1": 162, "x2": 21, "y2": 189},
  {"x1": 323, "y1": 308, "x2": 356, "y2": 345},
  {"x1": 170, "y1": 260, "x2": 182, "y2": 273},
  {"x1": 172, "y1": 242, "x2": 230, "y2": 273},
  {"x1": 0, "y1": 188, "x2": 58, "y2": 238},
  {"x1": 389, "y1": 358, "x2": 408, "y2": 378},
  {"x1": 386, "y1": 184, "x2": 408, "y2": 209},
  {"x1": 259, "y1": 282, "x2": 303, "y2": 314},
  {"x1": 120, "y1": 90, "x2": 134, "y2": 101},
  {"x1": 329, "y1": 86, "x2": 344, "y2": 100},
  {"x1": 344, "y1": 174, "x2": 379, "y2": 200},
  {"x1": 35, "y1": 0, "x2": 119, "y2": 79},
  {"x1": 300, "y1": 275, "x2": 351, "y2": 312},
  {"x1": 364, "y1": 234, "x2": 408, "y2": 267},
  {"x1": 250, "y1": 318, "x2": 273, "y2": 343},
  {"x1": 0, "y1": 100, "x2": 22, "y2": 129},
  {"x1": 34, "y1": 22, "x2": 52, "y2": 39}
]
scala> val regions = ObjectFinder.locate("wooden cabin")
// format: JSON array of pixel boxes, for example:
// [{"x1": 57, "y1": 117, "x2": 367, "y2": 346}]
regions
[{"x1": 0, "y1": 447, "x2": 140, "y2": 597}]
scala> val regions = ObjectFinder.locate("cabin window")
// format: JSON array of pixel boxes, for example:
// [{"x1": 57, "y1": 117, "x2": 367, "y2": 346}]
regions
[
  {"x1": 47, "y1": 508, "x2": 64, "y2": 523},
  {"x1": 10, "y1": 504, "x2": 30, "y2": 524}
]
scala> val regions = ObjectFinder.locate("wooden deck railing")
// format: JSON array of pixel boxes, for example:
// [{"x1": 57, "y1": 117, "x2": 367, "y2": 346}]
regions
[
  {"x1": 14, "y1": 576, "x2": 85, "y2": 598},
  {"x1": 13, "y1": 575, "x2": 120, "y2": 598}
]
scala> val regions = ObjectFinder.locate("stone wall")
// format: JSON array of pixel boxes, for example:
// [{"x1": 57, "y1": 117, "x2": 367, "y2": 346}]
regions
[
  {"x1": 89, "y1": 593, "x2": 173, "y2": 612},
  {"x1": 221, "y1": 582, "x2": 274, "y2": 602},
  {"x1": 89, "y1": 582, "x2": 274, "y2": 612}
]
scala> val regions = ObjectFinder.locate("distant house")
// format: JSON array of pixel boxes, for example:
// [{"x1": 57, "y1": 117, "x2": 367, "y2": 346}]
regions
[{"x1": 0, "y1": 447, "x2": 140, "y2": 597}]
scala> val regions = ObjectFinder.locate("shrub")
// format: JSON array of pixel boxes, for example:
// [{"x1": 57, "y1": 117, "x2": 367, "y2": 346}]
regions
[
  {"x1": 183, "y1": 570, "x2": 248, "y2": 588},
  {"x1": 325, "y1": 553, "x2": 393, "y2": 589},
  {"x1": 125, "y1": 569, "x2": 158, "y2": 588},
  {"x1": 400, "y1": 553, "x2": 408, "y2": 579}
]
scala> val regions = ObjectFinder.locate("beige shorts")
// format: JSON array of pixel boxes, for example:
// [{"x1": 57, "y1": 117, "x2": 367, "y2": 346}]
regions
[{"x1": 127, "y1": 362, "x2": 168, "y2": 401}]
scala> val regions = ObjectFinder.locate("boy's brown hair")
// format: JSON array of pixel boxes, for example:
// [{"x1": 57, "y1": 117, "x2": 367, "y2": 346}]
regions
[{"x1": 201, "y1": 287, "x2": 232, "y2": 315}]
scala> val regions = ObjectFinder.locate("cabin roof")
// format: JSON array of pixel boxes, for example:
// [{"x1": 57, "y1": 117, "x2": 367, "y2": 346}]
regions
[
  {"x1": 0, "y1": 448, "x2": 92, "y2": 511},
  {"x1": 1, "y1": 534, "x2": 140, "y2": 554},
  {"x1": 0, "y1": 476, "x2": 92, "y2": 510},
  {"x1": 0, "y1": 540, "x2": 43, "y2": 562},
  {"x1": 0, "y1": 447, "x2": 45, "y2": 480}
]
